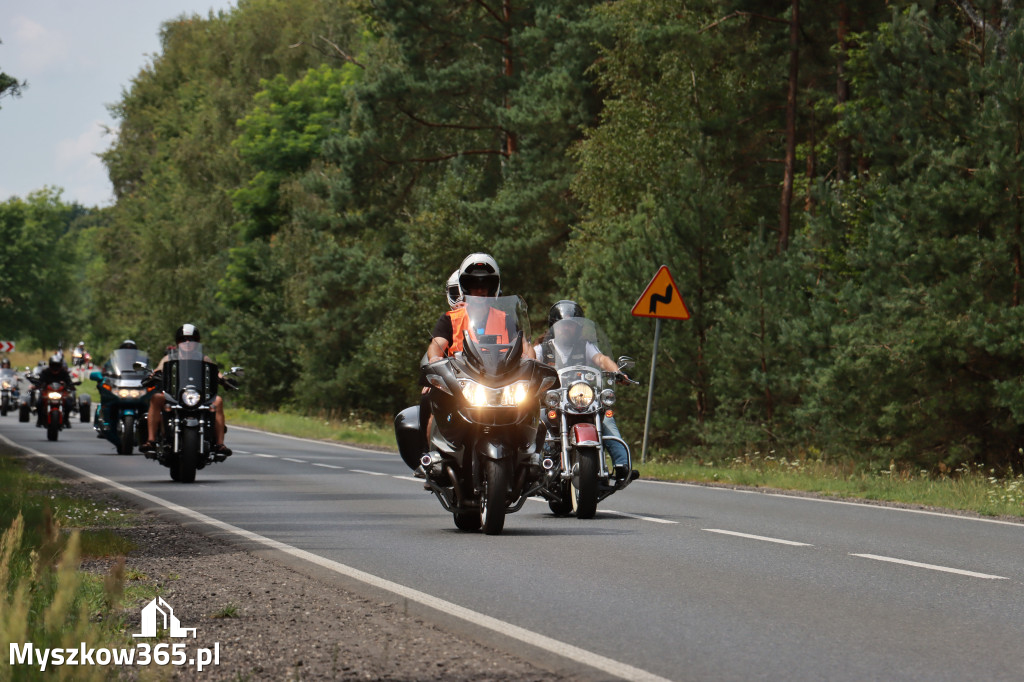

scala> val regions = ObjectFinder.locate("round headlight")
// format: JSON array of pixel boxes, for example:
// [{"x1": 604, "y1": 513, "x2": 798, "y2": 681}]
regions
[
  {"x1": 181, "y1": 388, "x2": 202, "y2": 407},
  {"x1": 567, "y1": 381, "x2": 594, "y2": 410},
  {"x1": 544, "y1": 390, "x2": 560, "y2": 408},
  {"x1": 601, "y1": 389, "x2": 616, "y2": 406},
  {"x1": 47, "y1": 391, "x2": 63, "y2": 400}
]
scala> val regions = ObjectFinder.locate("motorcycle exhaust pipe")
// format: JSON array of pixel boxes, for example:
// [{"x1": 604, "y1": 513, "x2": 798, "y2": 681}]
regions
[{"x1": 541, "y1": 458, "x2": 555, "y2": 470}]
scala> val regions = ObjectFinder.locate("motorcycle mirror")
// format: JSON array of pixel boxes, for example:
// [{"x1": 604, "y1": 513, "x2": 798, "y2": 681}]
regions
[
  {"x1": 89, "y1": 371, "x2": 102, "y2": 381},
  {"x1": 133, "y1": 361, "x2": 149, "y2": 371},
  {"x1": 230, "y1": 367, "x2": 245, "y2": 378},
  {"x1": 617, "y1": 356, "x2": 635, "y2": 371}
]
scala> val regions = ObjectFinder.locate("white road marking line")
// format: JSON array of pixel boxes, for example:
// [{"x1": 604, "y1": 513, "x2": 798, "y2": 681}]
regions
[
  {"x1": 1, "y1": 433, "x2": 670, "y2": 682},
  {"x1": 312, "y1": 463, "x2": 344, "y2": 470},
  {"x1": 251, "y1": 453, "x2": 277, "y2": 458},
  {"x1": 850, "y1": 553, "x2": 1007, "y2": 580},
  {"x1": 703, "y1": 528, "x2": 812, "y2": 546},
  {"x1": 393, "y1": 475, "x2": 421, "y2": 482},
  {"x1": 645, "y1": 479, "x2": 1024, "y2": 527},
  {"x1": 351, "y1": 469, "x2": 387, "y2": 476},
  {"x1": 602, "y1": 509, "x2": 678, "y2": 524},
  {"x1": 281, "y1": 457, "x2": 307, "y2": 463}
]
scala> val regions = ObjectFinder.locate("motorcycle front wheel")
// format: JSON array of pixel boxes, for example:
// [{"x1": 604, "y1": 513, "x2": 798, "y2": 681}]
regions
[
  {"x1": 171, "y1": 428, "x2": 199, "y2": 483},
  {"x1": 118, "y1": 415, "x2": 134, "y2": 455},
  {"x1": 571, "y1": 448, "x2": 599, "y2": 519},
  {"x1": 47, "y1": 416, "x2": 60, "y2": 442},
  {"x1": 481, "y1": 458, "x2": 510, "y2": 535}
]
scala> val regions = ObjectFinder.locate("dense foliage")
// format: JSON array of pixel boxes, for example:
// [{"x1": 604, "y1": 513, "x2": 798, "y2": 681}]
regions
[{"x1": 5, "y1": 0, "x2": 1024, "y2": 472}]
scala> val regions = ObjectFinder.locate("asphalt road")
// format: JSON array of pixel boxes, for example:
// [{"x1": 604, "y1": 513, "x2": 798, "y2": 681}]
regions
[{"x1": 2, "y1": 415, "x2": 1023, "y2": 682}]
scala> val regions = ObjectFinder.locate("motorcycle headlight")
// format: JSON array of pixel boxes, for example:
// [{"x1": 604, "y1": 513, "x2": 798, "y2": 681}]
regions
[
  {"x1": 1, "y1": 381, "x2": 9, "y2": 389},
  {"x1": 459, "y1": 379, "x2": 530, "y2": 407},
  {"x1": 47, "y1": 391, "x2": 63, "y2": 401},
  {"x1": 181, "y1": 388, "x2": 202, "y2": 407},
  {"x1": 600, "y1": 389, "x2": 616, "y2": 406},
  {"x1": 543, "y1": 390, "x2": 561, "y2": 408},
  {"x1": 567, "y1": 381, "x2": 595, "y2": 410}
]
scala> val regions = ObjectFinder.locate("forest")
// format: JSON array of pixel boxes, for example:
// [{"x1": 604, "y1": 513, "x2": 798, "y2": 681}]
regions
[{"x1": 2, "y1": 0, "x2": 1023, "y2": 473}]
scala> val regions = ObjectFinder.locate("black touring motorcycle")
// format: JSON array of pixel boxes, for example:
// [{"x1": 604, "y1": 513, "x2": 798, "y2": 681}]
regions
[
  {"x1": 396, "y1": 295, "x2": 558, "y2": 535},
  {"x1": 136, "y1": 341, "x2": 242, "y2": 482}
]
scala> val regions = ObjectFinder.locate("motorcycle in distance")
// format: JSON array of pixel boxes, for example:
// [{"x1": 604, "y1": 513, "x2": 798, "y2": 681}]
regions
[
  {"x1": 0, "y1": 368, "x2": 21, "y2": 416},
  {"x1": 134, "y1": 341, "x2": 243, "y2": 482},
  {"x1": 28, "y1": 376, "x2": 81, "y2": 441},
  {"x1": 535, "y1": 317, "x2": 639, "y2": 519},
  {"x1": 395, "y1": 295, "x2": 558, "y2": 535},
  {"x1": 90, "y1": 347, "x2": 157, "y2": 455}
]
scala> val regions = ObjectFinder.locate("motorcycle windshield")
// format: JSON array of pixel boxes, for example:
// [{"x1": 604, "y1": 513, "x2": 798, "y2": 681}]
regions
[
  {"x1": 0, "y1": 369, "x2": 18, "y2": 389},
  {"x1": 165, "y1": 341, "x2": 217, "y2": 403},
  {"x1": 460, "y1": 295, "x2": 530, "y2": 376},
  {"x1": 542, "y1": 318, "x2": 612, "y2": 376},
  {"x1": 105, "y1": 349, "x2": 150, "y2": 377}
]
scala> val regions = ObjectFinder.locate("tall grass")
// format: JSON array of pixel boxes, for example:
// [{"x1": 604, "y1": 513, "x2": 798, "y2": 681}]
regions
[{"x1": 225, "y1": 406, "x2": 395, "y2": 448}]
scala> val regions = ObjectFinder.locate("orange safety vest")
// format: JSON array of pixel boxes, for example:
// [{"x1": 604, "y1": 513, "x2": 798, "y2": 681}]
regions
[{"x1": 446, "y1": 307, "x2": 509, "y2": 355}]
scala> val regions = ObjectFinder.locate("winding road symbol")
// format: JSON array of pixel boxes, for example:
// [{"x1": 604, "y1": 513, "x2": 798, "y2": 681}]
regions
[{"x1": 632, "y1": 266, "x2": 690, "y2": 320}]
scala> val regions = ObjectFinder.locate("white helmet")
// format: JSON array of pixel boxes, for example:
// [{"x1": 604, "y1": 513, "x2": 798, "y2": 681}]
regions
[
  {"x1": 457, "y1": 252, "x2": 500, "y2": 297},
  {"x1": 445, "y1": 270, "x2": 463, "y2": 309}
]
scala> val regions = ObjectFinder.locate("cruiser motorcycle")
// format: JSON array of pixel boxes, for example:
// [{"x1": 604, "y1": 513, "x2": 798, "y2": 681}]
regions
[
  {"x1": 395, "y1": 295, "x2": 558, "y2": 535},
  {"x1": 90, "y1": 347, "x2": 156, "y2": 455},
  {"x1": 535, "y1": 317, "x2": 638, "y2": 519},
  {"x1": 135, "y1": 342, "x2": 242, "y2": 482}
]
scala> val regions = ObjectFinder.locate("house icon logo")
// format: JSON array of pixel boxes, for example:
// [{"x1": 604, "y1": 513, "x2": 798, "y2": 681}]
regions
[{"x1": 133, "y1": 597, "x2": 197, "y2": 638}]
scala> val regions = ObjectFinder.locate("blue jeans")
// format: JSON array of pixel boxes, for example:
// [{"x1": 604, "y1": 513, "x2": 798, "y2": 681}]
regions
[{"x1": 602, "y1": 416, "x2": 629, "y2": 468}]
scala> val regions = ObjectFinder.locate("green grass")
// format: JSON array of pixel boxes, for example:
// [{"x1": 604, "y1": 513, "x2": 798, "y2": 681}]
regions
[
  {"x1": 226, "y1": 406, "x2": 395, "y2": 449},
  {"x1": 636, "y1": 452, "x2": 1024, "y2": 518},
  {"x1": 0, "y1": 449, "x2": 160, "y2": 681}
]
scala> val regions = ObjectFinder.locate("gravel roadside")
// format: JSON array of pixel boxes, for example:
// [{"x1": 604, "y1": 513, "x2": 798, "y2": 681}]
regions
[{"x1": 11, "y1": 450, "x2": 572, "y2": 681}]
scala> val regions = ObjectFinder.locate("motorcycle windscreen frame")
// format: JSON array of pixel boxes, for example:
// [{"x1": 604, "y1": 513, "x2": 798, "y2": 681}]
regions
[
  {"x1": 460, "y1": 295, "x2": 530, "y2": 375},
  {"x1": 546, "y1": 318, "x2": 612, "y2": 371},
  {"x1": 165, "y1": 342, "x2": 218, "y2": 403}
]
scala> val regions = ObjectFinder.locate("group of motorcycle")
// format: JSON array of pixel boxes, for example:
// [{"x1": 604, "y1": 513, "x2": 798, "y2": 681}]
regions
[
  {"x1": 395, "y1": 295, "x2": 640, "y2": 535},
  {"x1": 1, "y1": 360, "x2": 91, "y2": 441},
  {"x1": 2, "y1": 336, "x2": 243, "y2": 484},
  {"x1": 89, "y1": 341, "x2": 244, "y2": 483}
]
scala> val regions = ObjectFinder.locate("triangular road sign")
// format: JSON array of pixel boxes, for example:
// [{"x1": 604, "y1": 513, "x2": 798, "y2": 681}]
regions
[{"x1": 631, "y1": 266, "x2": 690, "y2": 320}]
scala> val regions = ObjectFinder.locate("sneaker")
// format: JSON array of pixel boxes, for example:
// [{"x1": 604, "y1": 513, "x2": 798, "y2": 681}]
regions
[{"x1": 212, "y1": 443, "x2": 232, "y2": 457}]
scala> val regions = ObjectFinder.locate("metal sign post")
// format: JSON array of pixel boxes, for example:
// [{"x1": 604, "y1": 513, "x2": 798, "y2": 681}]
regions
[
  {"x1": 640, "y1": 318, "x2": 661, "y2": 463},
  {"x1": 631, "y1": 266, "x2": 690, "y2": 464}
]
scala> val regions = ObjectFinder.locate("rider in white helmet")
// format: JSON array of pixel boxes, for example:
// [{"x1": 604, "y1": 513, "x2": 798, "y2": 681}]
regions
[{"x1": 445, "y1": 270, "x2": 464, "y2": 309}]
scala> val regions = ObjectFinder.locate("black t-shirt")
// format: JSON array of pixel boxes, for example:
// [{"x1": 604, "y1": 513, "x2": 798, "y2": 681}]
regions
[{"x1": 431, "y1": 313, "x2": 454, "y2": 345}]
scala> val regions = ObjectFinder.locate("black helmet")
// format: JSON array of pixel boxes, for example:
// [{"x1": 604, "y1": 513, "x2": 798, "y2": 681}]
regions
[
  {"x1": 0, "y1": 358, "x2": 9, "y2": 368},
  {"x1": 48, "y1": 354, "x2": 63, "y2": 371},
  {"x1": 119, "y1": 339, "x2": 138, "y2": 350},
  {"x1": 175, "y1": 323, "x2": 200, "y2": 344},
  {"x1": 548, "y1": 300, "x2": 584, "y2": 327}
]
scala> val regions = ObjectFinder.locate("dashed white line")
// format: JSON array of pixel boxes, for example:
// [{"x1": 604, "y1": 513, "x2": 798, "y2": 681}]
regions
[
  {"x1": 281, "y1": 457, "x2": 307, "y2": 463},
  {"x1": 850, "y1": 554, "x2": 1007, "y2": 580},
  {"x1": 351, "y1": 469, "x2": 387, "y2": 476},
  {"x1": 251, "y1": 453, "x2": 277, "y2": 458},
  {"x1": 393, "y1": 475, "x2": 421, "y2": 482},
  {"x1": 312, "y1": 463, "x2": 344, "y2": 470},
  {"x1": 602, "y1": 509, "x2": 678, "y2": 524},
  {"x1": 703, "y1": 529, "x2": 812, "y2": 546}
]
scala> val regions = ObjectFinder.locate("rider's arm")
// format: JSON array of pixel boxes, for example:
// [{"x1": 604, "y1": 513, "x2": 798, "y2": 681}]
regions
[{"x1": 427, "y1": 337, "x2": 449, "y2": 363}]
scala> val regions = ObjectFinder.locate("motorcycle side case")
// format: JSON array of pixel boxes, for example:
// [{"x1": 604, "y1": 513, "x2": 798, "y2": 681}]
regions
[{"x1": 395, "y1": 405, "x2": 427, "y2": 470}]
